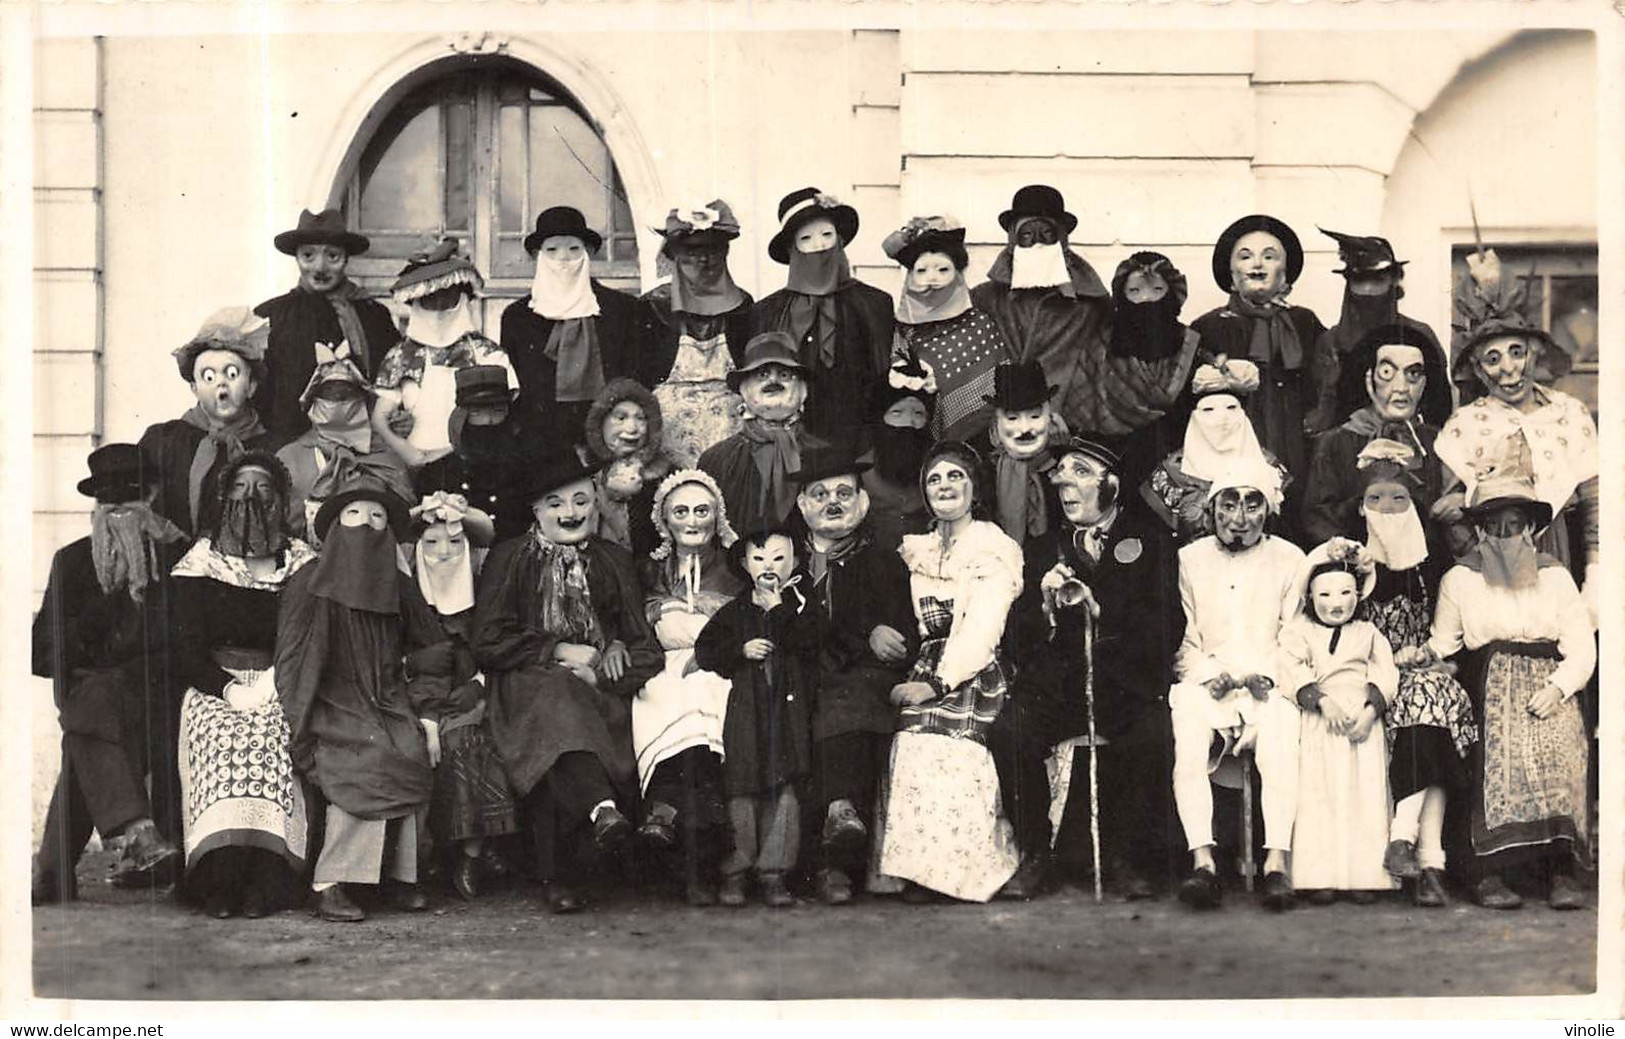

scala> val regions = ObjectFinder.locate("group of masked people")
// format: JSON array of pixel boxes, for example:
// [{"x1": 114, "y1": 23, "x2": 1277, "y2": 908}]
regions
[{"x1": 32, "y1": 184, "x2": 1598, "y2": 921}]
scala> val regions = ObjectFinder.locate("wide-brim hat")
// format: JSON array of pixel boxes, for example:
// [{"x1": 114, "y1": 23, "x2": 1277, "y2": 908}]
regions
[
  {"x1": 392, "y1": 239, "x2": 484, "y2": 304},
  {"x1": 274, "y1": 208, "x2": 370, "y2": 257},
  {"x1": 788, "y1": 445, "x2": 871, "y2": 487},
  {"x1": 997, "y1": 184, "x2": 1079, "y2": 237},
  {"x1": 656, "y1": 200, "x2": 742, "y2": 257},
  {"x1": 1212, "y1": 214, "x2": 1304, "y2": 292},
  {"x1": 982, "y1": 359, "x2": 1058, "y2": 411},
  {"x1": 727, "y1": 330, "x2": 807, "y2": 392},
  {"x1": 1449, "y1": 320, "x2": 1570, "y2": 392},
  {"x1": 768, "y1": 187, "x2": 860, "y2": 265},
  {"x1": 76, "y1": 443, "x2": 155, "y2": 502},
  {"x1": 524, "y1": 206, "x2": 604, "y2": 257},
  {"x1": 524, "y1": 451, "x2": 604, "y2": 504},
  {"x1": 1320, "y1": 227, "x2": 1408, "y2": 277},
  {"x1": 1464, "y1": 479, "x2": 1553, "y2": 533},
  {"x1": 312, "y1": 476, "x2": 412, "y2": 541}
]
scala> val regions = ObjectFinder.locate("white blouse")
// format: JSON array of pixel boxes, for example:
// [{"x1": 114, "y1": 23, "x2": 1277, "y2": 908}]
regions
[
  {"x1": 1174, "y1": 535, "x2": 1306, "y2": 687},
  {"x1": 1427, "y1": 564, "x2": 1596, "y2": 697},
  {"x1": 899, "y1": 519, "x2": 1024, "y2": 690}
]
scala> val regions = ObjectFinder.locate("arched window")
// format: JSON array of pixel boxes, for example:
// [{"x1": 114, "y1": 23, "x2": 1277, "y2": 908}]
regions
[{"x1": 338, "y1": 60, "x2": 639, "y2": 330}]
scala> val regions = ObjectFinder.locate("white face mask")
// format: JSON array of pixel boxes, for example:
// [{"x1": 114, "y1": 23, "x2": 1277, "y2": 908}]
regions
[
  {"x1": 1363, "y1": 501, "x2": 1428, "y2": 572},
  {"x1": 1010, "y1": 242, "x2": 1072, "y2": 290},
  {"x1": 528, "y1": 247, "x2": 601, "y2": 320},
  {"x1": 407, "y1": 297, "x2": 477, "y2": 349}
]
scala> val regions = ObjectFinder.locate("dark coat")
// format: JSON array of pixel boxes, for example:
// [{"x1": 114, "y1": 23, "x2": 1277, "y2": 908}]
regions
[
  {"x1": 499, "y1": 283, "x2": 639, "y2": 440},
  {"x1": 253, "y1": 287, "x2": 401, "y2": 442},
  {"x1": 1301, "y1": 419, "x2": 1444, "y2": 547},
  {"x1": 694, "y1": 588, "x2": 820, "y2": 796},
  {"x1": 139, "y1": 418, "x2": 280, "y2": 537},
  {"x1": 471, "y1": 535, "x2": 661, "y2": 799},
  {"x1": 969, "y1": 280, "x2": 1113, "y2": 438},
  {"x1": 804, "y1": 529, "x2": 918, "y2": 741},
  {"x1": 633, "y1": 284, "x2": 756, "y2": 389},
  {"x1": 752, "y1": 280, "x2": 894, "y2": 442},
  {"x1": 274, "y1": 566, "x2": 447, "y2": 819},
  {"x1": 417, "y1": 420, "x2": 544, "y2": 547},
  {"x1": 171, "y1": 575, "x2": 281, "y2": 698},
  {"x1": 696, "y1": 428, "x2": 801, "y2": 537},
  {"x1": 1007, "y1": 502, "x2": 1183, "y2": 741}
]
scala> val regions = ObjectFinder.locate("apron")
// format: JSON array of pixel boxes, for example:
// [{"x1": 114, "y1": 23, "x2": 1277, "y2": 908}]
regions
[{"x1": 405, "y1": 363, "x2": 460, "y2": 453}]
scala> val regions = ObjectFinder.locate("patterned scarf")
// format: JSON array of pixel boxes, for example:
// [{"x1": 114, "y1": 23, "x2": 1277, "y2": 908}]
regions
[
  {"x1": 738, "y1": 417, "x2": 802, "y2": 527},
  {"x1": 90, "y1": 501, "x2": 185, "y2": 602},
  {"x1": 180, "y1": 404, "x2": 268, "y2": 529},
  {"x1": 1226, "y1": 292, "x2": 1305, "y2": 370},
  {"x1": 522, "y1": 529, "x2": 605, "y2": 649}
]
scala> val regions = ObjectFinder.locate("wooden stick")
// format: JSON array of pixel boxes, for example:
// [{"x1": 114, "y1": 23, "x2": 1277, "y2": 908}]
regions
[{"x1": 1084, "y1": 612, "x2": 1102, "y2": 905}]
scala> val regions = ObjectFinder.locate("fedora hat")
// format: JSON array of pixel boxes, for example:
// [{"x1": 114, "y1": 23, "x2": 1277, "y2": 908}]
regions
[
  {"x1": 767, "y1": 188, "x2": 860, "y2": 265},
  {"x1": 524, "y1": 207, "x2": 603, "y2": 257},
  {"x1": 274, "y1": 209, "x2": 370, "y2": 257},
  {"x1": 727, "y1": 331, "x2": 807, "y2": 392},
  {"x1": 788, "y1": 444, "x2": 870, "y2": 487},
  {"x1": 76, "y1": 443, "x2": 155, "y2": 503},
  {"x1": 312, "y1": 472, "x2": 412, "y2": 541},
  {"x1": 1212, "y1": 214, "x2": 1304, "y2": 292},
  {"x1": 982, "y1": 359, "x2": 1058, "y2": 411},
  {"x1": 997, "y1": 185, "x2": 1079, "y2": 237}
]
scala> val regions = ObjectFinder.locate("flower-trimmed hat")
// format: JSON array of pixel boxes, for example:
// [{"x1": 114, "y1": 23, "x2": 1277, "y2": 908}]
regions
[
  {"x1": 297, "y1": 340, "x2": 373, "y2": 411},
  {"x1": 1354, "y1": 439, "x2": 1426, "y2": 494},
  {"x1": 882, "y1": 215, "x2": 969, "y2": 271},
  {"x1": 1295, "y1": 536, "x2": 1378, "y2": 609},
  {"x1": 1450, "y1": 248, "x2": 1570, "y2": 399},
  {"x1": 391, "y1": 239, "x2": 484, "y2": 304},
  {"x1": 768, "y1": 187, "x2": 860, "y2": 265},
  {"x1": 1463, "y1": 433, "x2": 1552, "y2": 533},
  {"x1": 274, "y1": 208, "x2": 369, "y2": 257},
  {"x1": 648, "y1": 468, "x2": 738, "y2": 562},
  {"x1": 172, "y1": 306, "x2": 270, "y2": 383},
  {"x1": 524, "y1": 206, "x2": 603, "y2": 257},
  {"x1": 655, "y1": 200, "x2": 742, "y2": 257},
  {"x1": 1189, "y1": 357, "x2": 1261, "y2": 400},
  {"x1": 1212, "y1": 214, "x2": 1304, "y2": 293},
  {"x1": 409, "y1": 490, "x2": 493, "y2": 547},
  {"x1": 871, "y1": 356, "x2": 939, "y2": 419}
]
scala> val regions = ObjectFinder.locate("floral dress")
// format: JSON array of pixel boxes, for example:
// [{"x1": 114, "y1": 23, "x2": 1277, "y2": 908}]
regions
[{"x1": 373, "y1": 333, "x2": 516, "y2": 454}]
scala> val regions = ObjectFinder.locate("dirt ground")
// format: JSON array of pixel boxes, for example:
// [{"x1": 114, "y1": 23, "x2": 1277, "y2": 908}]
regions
[{"x1": 33, "y1": 852, "x2": 1598, "y2": 1003}]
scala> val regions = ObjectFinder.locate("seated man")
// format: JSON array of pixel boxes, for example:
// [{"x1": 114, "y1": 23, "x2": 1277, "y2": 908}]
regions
[
  {"x1": 992, "y1": 438, "x2": 1182, "y2": 900},
  {"x1": 32, "y1": 444, "x2": 188, "y2": 903},
  {"x1": 1169, "y1": 458, "x2": 1305, "y2": 911}
]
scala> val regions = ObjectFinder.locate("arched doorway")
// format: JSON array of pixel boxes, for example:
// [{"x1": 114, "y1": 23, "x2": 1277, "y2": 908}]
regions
[{"x1": 332, "y1": 56, "x2": 641, "y2": 332}]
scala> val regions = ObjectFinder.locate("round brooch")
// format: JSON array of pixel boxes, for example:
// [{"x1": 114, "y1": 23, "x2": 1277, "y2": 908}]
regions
[{"x1": 1113, "y1": 538, "x2": 1143, "y2": 565}]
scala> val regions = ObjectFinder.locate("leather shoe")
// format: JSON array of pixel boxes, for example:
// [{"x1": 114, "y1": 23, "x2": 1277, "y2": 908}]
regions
[
  {"x1": 592, "y1": 805, "x2": 633, "y2": 853},
  {"x1": 813, "y1": 868, "x2": 853, "y2": 906},
  {"x1": 1548, "y1": 874, "x2": 1586, "y2": 911},
  {"x1": 1305, "y1": 888, "x2": 1337, "y2": 906},
  {"x1": 1259, "y1": 870, "x2": 1296, "y2": 911},
  {"x1": 542, "y1": 882, "x2": 585, "y2": 914},
  {"x1": 1177, "y1": 867, "x2": 1223, "y2": 910},
  {"x1": 315, "y1": 885, "x2": 365, "y2": 923},
  {"x1": 122, "y1": 819, "x2": 182, "y2": 875},
  {"x1": 385, "y1": 882, "x2": 429, "y2": 912},
  {"x1": 1383, "y1": 839, "x2": 1421, "y2": 879},
  {"x1": 1115, "y1": 866, "x2": 1155, "y2": 902},
  {"x1": 637, "y1": 816, "x2": 677, "y2": 851},
  {"x1": 997, "y1": 854, "x2": 1053, "y2": 901},
  {"x1": 204, "y1": 891, "x2": 238, "y2": 919},
  {"x1": 1473, "y1": 875, "x2": 1523, "y2": 909},
  {"x1": 821, "y1": 801, "x2": 868, "y2": 861},
  {"x1": 760, "y1": 873, "x2": 794, "y2": 908},
  {"x1": 241, "y1": 882, "x2": 271, "y2": 919},
  {"x1": 1413, "y1": 868, "x2": 1448, "y2": 908},
  {"x1": 452, "y1": 855, "x2": 481, "y2": 902},
  {"x1": 718, "y1": 873, "x2": 749, "y2": 907}
]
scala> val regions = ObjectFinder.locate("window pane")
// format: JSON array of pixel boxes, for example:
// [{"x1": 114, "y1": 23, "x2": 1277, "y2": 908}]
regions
[
  {"x1": 497, "y1": 105, "x2": 527, "y2": 232},
  {"x1": 358, "y1": 103, "x2": 443, "y2": 232},
  {"x1": 528, "y1": 105, "x2": 611, "y2": 230},
  {"x1": 1550, "y1": 276, "x2": 1599, "y2": 367},
  {"x1": 444, "y1": 101, "x2": 473, "y2": 233}
]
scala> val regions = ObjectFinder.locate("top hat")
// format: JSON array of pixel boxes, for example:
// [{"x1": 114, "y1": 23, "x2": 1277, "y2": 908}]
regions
[
  {"x1": 392, "y1": 239, "x2": 484, "y2": 304},
  {"x1": 655, "y1": 199, "x2": 742, "y2": 257},
  {"x1": 1320, "y1": 228, "x2": 1408, "y2": 277},
  {"x1": 172, "y1": 306, "x2": 271, "y2": 383},
  {"x1": 524, "y1": 450, "x2": 604, "y2": 504},
  {"x1": 767, "y1": 188, "x2": 861, "y2": 265},
  {"x1": 727, "y1": 331, "x2": 807, "y2": 392},
  {"x1": 788, "y1": 444, "x2": 871, "y2": 487},
  {"x1": 982, "y1": 359, "x2": 1058, "y2": 411},
  {"x1": 882, "y1": 215, "x2": 969, "y2": 271},
  {"x1": 312, "y1": 472, "x2": 412, "y2": 540},
  {"x1": 274, "y1": 209, "x2": 370, "y2": 257},
  {"x1": 76, "y1": 443, "x2": 155, "y2": 503},
  {"x1": 1054, "y1": 436, "x2": 1121, "y2": 475},
  {"x1": 1212, "y1": 214, "x2": 1304, "y2": 293},
  {"x1": 524, "y1": 207, "x2": 604, "y2": 257},
  {"x1": 997, "y1": 185, "x2": 1079, "y2": 237},
  {"x1": 452, "y1": 365, "x2": 513, "y2": 408}
]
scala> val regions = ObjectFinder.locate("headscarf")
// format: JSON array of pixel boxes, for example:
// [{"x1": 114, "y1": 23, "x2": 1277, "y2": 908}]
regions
[
  {"x1": 1182, "y1": 361, "x2": 1266, "y2": 483},
  {"x1": 306, "y1": 520, "x2": 401, "y2": 615},
  {"x1": 90, "y1": 501, "x2": 185, "y2": 602},
  {"x1": 1109, "y1": 252, "x2": 1189, "y2": 361},
  {"x1": 301, "y1": 342, "x2": 374, "y2": 454},
  {"x1": 415, "y1": 522, "x2": 477, "y2": 616},
  {"x1": 518, "y1": 528, "x2": 605, "y2": 649}
]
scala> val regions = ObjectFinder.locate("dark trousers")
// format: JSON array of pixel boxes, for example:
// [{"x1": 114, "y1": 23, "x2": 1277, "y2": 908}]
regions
[
  {"x1": 36, "y1": 726, "x2": 173, "y2": 898},
  {"x1": 989, "y1": 687, "x2": 1175, "y2": 877},
  {"x1": 521, "y1": 751, "x2": 616, "y2": 884},
  {"x1": 644, "y1": 747, "x2": 726, "y2": 885},
  {"x1": 805, "y1": 730, "x2": 891, "y2": 875}
]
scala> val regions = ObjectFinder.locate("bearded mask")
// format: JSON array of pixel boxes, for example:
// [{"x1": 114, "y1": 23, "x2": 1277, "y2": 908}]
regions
[
  {"x1": 740, "y1": 366, "x2": 807, "y2": 423},
  {"x1": 797, "y1": 477, "x2": 870, "y2": 540},
  {"x1": 742, "y1": 533, "x2": 797, "y2": 596},
  {"x1": 994, "y1": 405, "x2": 1052, "y2": 461},
  {"x1": 873, "y1": 423, "x2": 931, "y2": 483}
]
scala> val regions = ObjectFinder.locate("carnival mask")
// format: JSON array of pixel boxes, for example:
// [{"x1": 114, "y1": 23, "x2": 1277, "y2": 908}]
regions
[
  {"x1": 794, "y1": 217, "x2": 840, "y2": 255},
  {"x1": 1308, "y1": 570, "x2": 1359, "y2": 627},
  {"x1": 215, "y1": 464, "x2": 285, "y2": 559},
  {"x1": 923, "y1": 457, "x2": 973, "y2": 523},
  {"x1": 296, "y1": 244, "x2": 349, "y2": 294},
  {"x1": 662, "y1": 482, "x2": 718, "y2": 551},
  {"x1": 1010, "y1": 216, "x2": 1070, "y2": 291},
  {"x1": 1051, "y1": 451, "x2": 1116, "y2": 527},
  {"x1": 740, "y1": 363, "x2": 807, "y2": 423},
  {"x1": 798, "y1": 474, "x2": 869, "y2": 540},
  {"x1": 1360, "y1": 479, "x2": 1428, "y2": 572},
  {"x1": 1212, "y1": 486, "x2": 1268, "y2": 550},
  {"x1": 191, "y1": 348, "x2": 257, "y2": 425},
  {"x1": 994, "y1": 405, "x2": 1051, "y2": 461},
  {"x1": 533, "y1": 476, "x2": 597, "y2": 545},
  {"x1": 1190, "y1": 394, "x2": 1247, "y2": 452},
  {"x1": 1367, "y1": 343, "x2": 1426, "y2": 421},
  {"x1": 742, "y1": 533, "x2": 797, "y2": 595},
  {"x1": 1472, "y1": 334, "x2": 1534, "y2": 406},
  {"x1": 601, "y1": 400, "x2": 648, "y2": 458},
  {"x1": 1229, "y1": 230, "x2": 1288, "y2": 302},
  {"x1": 1122, "y1": 270, "x2": 1169, "y2": 304}
]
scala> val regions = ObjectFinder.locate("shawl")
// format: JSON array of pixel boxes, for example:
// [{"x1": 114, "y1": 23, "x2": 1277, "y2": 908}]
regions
[
  {"x1": 171, "y1": 535, "x2": 316, "y2": 589},
  {"x1": 1225, "y1": 291, "x2": 1306, "y2": 370},
  {"x1": 518, "y1": 528, "x2": 605, "y2": 649},
  {"x1": 327, "y1": 281, "x2": 381, "y2": 375},
  {"x1": 651, "y1": 542, "x2": 743, "y2": 616},
  {"x1": 1436, "y1": 388, "x2": 1598, "y2": 511},
  {"x1": 180, "y1": 404, "x2": 269, "y2": 529}
]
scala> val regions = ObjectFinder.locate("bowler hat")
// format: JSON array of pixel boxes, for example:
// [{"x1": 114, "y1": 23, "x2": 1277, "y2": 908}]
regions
[
  {"x1": 997, "y1": 185, "x2": 1079, "y2": 237},
  {"x1": 788, "y1": 445, "x2": 870, "y2": 487},
  {"x1": 524, "y1": 207, "x2": 603, "y2": 257},
  {"x1": 312, "y1": 472, "x2": 411, "y2": 540},
  {"x1": 727, "y1": 331, "x2": 807, "y2": 392},
  {"x1": 274, "y1": 209, "x2": 370, "y2": 257},
  {"x1": 454, "y1": 365, "x2": 513, "y2": 407},
  {"x1": 1212, "y1": 214, "x2": 1304, "y2": 292},
  {"x1": 982, "y1": 359, "x2": 1058, "y2": 411},
  {"x1": 76, "y1": 443, "x2": 155, "y2": 503},
  {"x1": 767, "y1": 188, "x2": 860, "y2": 265},
  {"x1": 525, "y1": 451, "x2": 604, "y2": 504}
]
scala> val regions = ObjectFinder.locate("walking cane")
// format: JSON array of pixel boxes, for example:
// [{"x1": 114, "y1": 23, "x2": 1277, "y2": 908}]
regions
[{"x1": 1083, "y1": 610, "x2": 1103, "y2": 905}]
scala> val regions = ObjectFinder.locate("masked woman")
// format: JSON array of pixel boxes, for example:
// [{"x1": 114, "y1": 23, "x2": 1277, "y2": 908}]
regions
[
  {"x1": 582, "y1": 378, "x2": 676, "y2": 558},
  {"x1": 874, "y1": 441, "x2": 1022, "y2": 902},
  {"x1": 635, "y1": 202, "x2": 756, "y2": 468},
  {"x1": 631, "y1": 470, "x2": 745, "y2": 905},
  {"x1": 172, "y1": 453, "x2": 318, "y2": 918}
]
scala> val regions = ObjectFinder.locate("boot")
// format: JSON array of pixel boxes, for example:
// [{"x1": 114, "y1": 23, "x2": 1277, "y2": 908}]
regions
[{"x1": 315, "y1": 885, "x2": 365, "y2": 923}]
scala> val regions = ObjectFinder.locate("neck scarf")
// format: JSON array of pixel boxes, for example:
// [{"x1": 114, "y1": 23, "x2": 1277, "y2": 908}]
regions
[
  {"x1": 544, "y1": 319, "x2": 606, "y2": 403},
  {"x1": 992, "y1": 445, "x2": 1052, "y2": 542},
  {"x1": 1226, "y1": 292, "x2": 1305, "y2": 370},
  {"x1": 308, "y1": 397, "x2": 373, "y2": 454},
  {"x1": 1364, "y1": 503, "x2": 1428, "y2": 572},
  {"x1": 785, "y1": 247, "x2": 851, "y2": 369},
  {"x1": 670, "y1": 259, "x2": 745, "y2": 317},
  {"x1": 1067, "y1": 505, "x2": 1119, "y2": 566},
  {"x1": 415, "y1": 534, "x2": 476, "y2": 616},
  {"x1": 90, "y1": 501, "x2": 185, "y2": 602},
  {"x1": 308, "y1": 523, "x2": 401, "y2": 614},
  {"x1": 308, "y1": 444, "x2": 401, "y2": 505},
  {"x1": 529, "y1": 254, "x2": 601, "y2": 320},
  {"x1": 1341, "y1": 405, "x2": 1425, "y2": 454},
  {"x1": 406, "y1": 298, "x2": 478, "y2": 350},
  {"x1": 521, "y1": 529, "x2": 605, "y2": 649},
  {"x1": 738, "y1": 416, "x2": 802, "y2": 528},
  {"x1": 896, "y1": 270, "x2": 972, "y2": 326},
  {"x1": 322, "y1": 280, "x2": 378, "y2": 375},
  {"x1": 1181, "y1": 397, "x2": 1267, "y2": 483},
  {"x1": 180, "y1": 404, "x2": 268, "y2": 529},
  {"x1": 1476, "y1": 531, "x2": 1540, "y2": 591}
]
